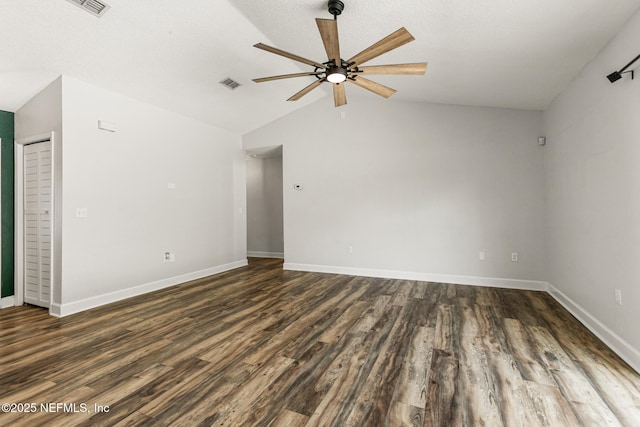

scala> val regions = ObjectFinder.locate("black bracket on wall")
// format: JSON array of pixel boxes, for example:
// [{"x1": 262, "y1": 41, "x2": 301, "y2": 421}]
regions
[{"x1": 607, "y1": 54, "x2": 640, "y2": 83}]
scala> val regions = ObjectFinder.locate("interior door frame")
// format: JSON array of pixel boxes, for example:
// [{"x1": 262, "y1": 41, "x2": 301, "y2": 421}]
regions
[
  {"x1": 14, "y1": 131, "x2": 57, "y2": 312},
  {"x1": 245, "y1": 145, "x2": 285, "y2": 260},
  {"x1": 0, "y1": 137, "x2": 2, "y2": 301}
]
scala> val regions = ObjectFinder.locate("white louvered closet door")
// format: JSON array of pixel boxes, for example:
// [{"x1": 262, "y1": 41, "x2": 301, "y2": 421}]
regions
[{"x1": 23, "y1": 141, "x2": 52, "y2": 308}]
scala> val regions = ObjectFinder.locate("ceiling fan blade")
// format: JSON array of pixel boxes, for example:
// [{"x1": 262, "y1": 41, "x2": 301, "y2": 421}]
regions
[
  {"x1": 288, "y1": 79, "x2": 325, "y2": 101},
  {"x1": 347, "y1": 28, "x2": 415, "y2": 67},
  {"x1": 333, "y1": 83, "x2": 347, "y2": 107},
  {"x1": 357, "y1": 63, "x2": 427, "y2": 75},
  {"x1": 316, "y1": 18, "x2": 341, "y2": 65},
  {"x1": 349, "y1": 76, "x2": 396, "y2": 98},
  {"x1": 253, "y1": 72, "x2": 323, "y2": 83},
  {"x1": 254, "y1": 43, "x2": 327, "y2": 69}
]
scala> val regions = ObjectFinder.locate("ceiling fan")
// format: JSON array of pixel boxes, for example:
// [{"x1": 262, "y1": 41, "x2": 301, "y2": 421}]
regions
[{"x1": 252, "y1": 0, "x2": 427, "y2": 107}]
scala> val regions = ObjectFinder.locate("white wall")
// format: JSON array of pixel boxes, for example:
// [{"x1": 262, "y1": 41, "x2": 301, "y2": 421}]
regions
[
  {"x1": 246, "y1": 154, "x2": 284, "y2": 257},
  {"x1": 15, "y1": 78, "x2": 63, "y2": 139},
  {"x1": 244, "y1": 97, "x2": 545, "y2": 287},
  {"x1": 18, "y1": 76, "x2": 247, "y2": 315},
  {"x1": 544, "y1": 9, "x2": 640, "y2": 370},
  {"x1": 58, "y1": 76, "x2": 246, "y2": 312}
]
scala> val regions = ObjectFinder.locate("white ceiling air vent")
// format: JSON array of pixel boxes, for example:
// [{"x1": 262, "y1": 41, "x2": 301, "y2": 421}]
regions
[
  {"x1": 65, "y1": 0, "x2": 110, "y2": 18},
  {"x1": 219, "y1": 77, "x2": 241, "y2": 91}
]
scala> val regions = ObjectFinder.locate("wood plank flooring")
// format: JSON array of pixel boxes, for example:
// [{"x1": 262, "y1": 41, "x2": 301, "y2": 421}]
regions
[{"x1": 1, "y1": 258, "x2": 639, "y2": 426}]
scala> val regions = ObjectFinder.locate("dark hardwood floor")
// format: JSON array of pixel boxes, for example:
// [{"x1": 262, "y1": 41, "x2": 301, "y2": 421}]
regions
[{"x1": 1, "y1": 258, "x2": 639, "y2": 426}]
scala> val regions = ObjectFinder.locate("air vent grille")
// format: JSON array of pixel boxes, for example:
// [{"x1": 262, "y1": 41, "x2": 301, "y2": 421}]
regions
[
  {"x1": 219, "y1": 77, "x2": 241, "y2": 91},
  {"x1": 65, "y1": 0, "x2": 110, "y2": 17}
]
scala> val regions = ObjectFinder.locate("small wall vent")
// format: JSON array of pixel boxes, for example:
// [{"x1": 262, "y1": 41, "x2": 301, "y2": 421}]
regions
[
  {"x1": 65, "y1": 0, "x2": 110, "y2": 18},
  {"x1": 219, "y1": 77, "x2": 242, "y2": 91}
]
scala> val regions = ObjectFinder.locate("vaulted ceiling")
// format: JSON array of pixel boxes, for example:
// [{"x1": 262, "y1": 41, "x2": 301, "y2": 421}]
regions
[{"x1": 1, "y1": 0, "x2": 639, "y2": 134}]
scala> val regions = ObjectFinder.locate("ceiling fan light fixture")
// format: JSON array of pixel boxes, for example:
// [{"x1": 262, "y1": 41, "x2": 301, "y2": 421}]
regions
[
  {"x1": 252, "y1": 0, "x2": 427, "y2": 107},
  {"x1": 327, "y1": 66, "x2": 347, "y2": 83}
]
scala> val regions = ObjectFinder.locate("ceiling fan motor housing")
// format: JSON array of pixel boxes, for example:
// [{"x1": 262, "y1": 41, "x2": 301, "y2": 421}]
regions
[{"x1": 328, "y1": 0, "x2": 344, "y2": 17}]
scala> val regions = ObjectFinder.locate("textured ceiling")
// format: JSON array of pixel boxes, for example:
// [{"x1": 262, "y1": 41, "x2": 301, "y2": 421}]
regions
[{"x1": 1, "y1": 0, "x2": 639, "y2": 134}]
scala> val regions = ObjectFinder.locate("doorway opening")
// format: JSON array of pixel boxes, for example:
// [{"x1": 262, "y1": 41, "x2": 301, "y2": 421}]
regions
[{"x1": 245, "y1": 145, "x2": 284, "y2": 261}]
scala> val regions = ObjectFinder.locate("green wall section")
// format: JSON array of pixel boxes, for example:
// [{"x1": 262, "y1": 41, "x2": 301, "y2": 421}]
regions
[{"x1": 0, "y1": 110, "x2": 15, "y2": 298}]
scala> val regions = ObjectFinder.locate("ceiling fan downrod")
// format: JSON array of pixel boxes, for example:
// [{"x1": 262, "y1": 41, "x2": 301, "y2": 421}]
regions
[{"x1": 328, "y1": 0, "x2": 344, "y2": 19}]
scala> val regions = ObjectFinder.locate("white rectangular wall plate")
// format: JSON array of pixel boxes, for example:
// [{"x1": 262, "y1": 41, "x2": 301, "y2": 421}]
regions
[{"x1": 98, "y1": 120, "x2": 116, "y2": 132}]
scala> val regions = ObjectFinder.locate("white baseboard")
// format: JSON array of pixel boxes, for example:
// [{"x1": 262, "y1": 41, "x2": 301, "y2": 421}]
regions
[
  {"x1": 547, "y1": 283, "x2": 640, "y2": 374},
  {"x1": 52, "y1": 259, "x2": 248, "y2": 317},
  {"x1": 0, "y1": 296, "x2": 15, "y2": 309},
  {"x1": 248, "y1": 251, "x2": 284, "y2": 259},
  {"x1": 283, "y1": 263, "x2": 548, "y2": 291}
]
